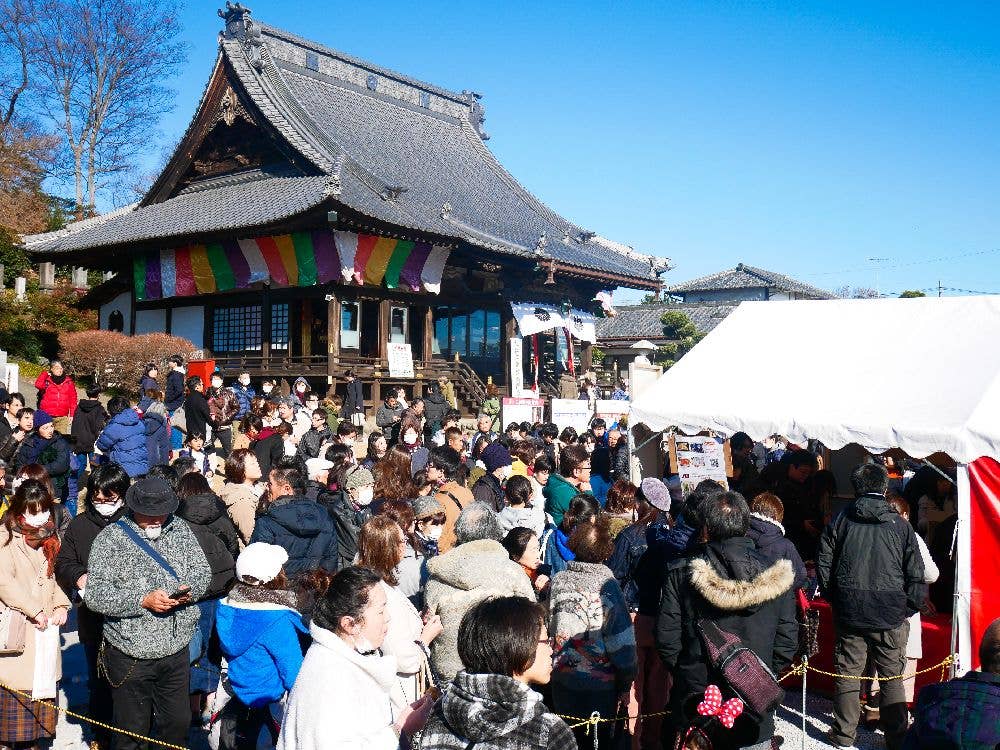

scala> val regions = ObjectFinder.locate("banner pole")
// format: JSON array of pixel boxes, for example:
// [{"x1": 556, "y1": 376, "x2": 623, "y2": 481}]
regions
[{"x1": 801, "y1": 657, "x2": 808, "y2": 750}]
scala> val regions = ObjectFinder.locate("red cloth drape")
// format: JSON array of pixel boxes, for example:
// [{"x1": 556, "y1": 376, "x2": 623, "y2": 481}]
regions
[{"x1": 967, "y1": 456, "x2": 1000, "y2": 670}]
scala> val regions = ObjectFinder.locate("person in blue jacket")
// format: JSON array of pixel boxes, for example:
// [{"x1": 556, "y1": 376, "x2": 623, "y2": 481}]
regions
[
  {"x1": 95, "y1": 396, "x2": 150, "y2": 477},
  {"x1": 542, "y1": 493, "x2": 599, "y2": 576},
  {"x1": 215, "y1": 543, "x2": 309, "y2": 750}
]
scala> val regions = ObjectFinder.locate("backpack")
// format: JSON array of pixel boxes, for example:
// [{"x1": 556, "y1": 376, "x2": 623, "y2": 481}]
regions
[{"x1": 696, "y1": 619, "x2": 783, "y2": 718}]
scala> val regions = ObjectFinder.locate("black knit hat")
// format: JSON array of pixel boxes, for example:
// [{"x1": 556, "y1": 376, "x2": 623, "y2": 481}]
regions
[{"x1": 125, "y1": 477, "x2": 178, "y2": 516}]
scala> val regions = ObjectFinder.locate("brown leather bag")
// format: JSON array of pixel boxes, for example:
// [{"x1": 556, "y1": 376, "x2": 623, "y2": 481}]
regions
[{"x1": 0, "y1": 603, "x2": 28, "y2": 655}]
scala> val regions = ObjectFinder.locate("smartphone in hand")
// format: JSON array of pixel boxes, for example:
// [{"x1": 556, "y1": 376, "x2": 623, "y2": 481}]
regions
[{"x1": 168, "y1": 585, "x2": 191, "y2": 600}]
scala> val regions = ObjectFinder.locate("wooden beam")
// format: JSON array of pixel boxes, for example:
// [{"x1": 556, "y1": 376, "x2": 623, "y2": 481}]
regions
[
  {"x1": 328, "y1": 296, "x2": 340, "y2": 379},
  {"x1": 377, "y1": 298, "x2": 390, "y2": 361},
  {"x1": 422, "y1": 305, "x2": 433, "y2": 365}
]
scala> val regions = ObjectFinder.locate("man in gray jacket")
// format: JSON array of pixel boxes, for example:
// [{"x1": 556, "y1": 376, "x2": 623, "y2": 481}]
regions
[{"x1": 86, "y1": 476, "x2": 211, "y2": 750}]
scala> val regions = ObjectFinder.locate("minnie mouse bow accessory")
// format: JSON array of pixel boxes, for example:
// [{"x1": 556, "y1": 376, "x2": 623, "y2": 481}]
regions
[{"x1": 696, "y1": 685, "x2": 744, "y2": 729}]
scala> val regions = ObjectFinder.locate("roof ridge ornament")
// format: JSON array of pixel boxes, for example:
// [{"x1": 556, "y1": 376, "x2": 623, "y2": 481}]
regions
[
  {"x1": 219, "y1": 2, "x2": 264, "y2": 71},
  {"x1": 534, "y1": 233, "x2": 548, "y2": 257},
  {"x1": 461, "y1": 90, "x2": 489, "y2": 141}
]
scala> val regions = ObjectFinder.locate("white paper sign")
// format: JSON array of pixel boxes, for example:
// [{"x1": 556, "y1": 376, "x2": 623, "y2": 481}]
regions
[
  {"x1": 509, "y1": 338, "x2": 524, "y2": 397},
  {"x1": 387, "y1": 343, "x2": 414, "y2": 378},
  {"x1": 502, "y1": 397, "x2": 544, "y2": 430},
  {"x1": 551, "y1": 398, "x2": 593, "y2": 433},
  {"x1": 672, "y1": 435, "x2": 729, "y2": 496}
]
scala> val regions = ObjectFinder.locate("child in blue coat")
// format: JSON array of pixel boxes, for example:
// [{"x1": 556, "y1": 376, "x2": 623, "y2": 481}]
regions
[{"x1": 215, "y1": 543, "x2": 309, "y2": 750}]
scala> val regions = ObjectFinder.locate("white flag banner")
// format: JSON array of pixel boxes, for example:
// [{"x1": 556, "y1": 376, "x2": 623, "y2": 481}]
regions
[
  {"x1": 565, "y1": 308, "x2": 597, "y2": 343},
  {"x1": 511, "y1": 302, "x2": 566, "y2": 337}
]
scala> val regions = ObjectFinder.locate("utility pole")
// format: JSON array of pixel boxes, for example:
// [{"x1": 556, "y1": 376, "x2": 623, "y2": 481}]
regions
[
  {"x1": 867, "y1": 257, "x2": 890, "y2": 297},
  {"x1": 938, "y1": 280, "x2": 943, "y2": 298}
]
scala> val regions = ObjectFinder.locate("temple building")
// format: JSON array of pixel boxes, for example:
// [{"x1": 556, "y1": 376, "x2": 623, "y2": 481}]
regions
[{"x1": 25, "y1": 3, "x2": 668, "y2": 412}]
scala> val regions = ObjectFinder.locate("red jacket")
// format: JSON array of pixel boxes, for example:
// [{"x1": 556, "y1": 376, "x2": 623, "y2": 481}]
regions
[{"x1": 34, "y1": 372, "x2": 78, "y2": 417}]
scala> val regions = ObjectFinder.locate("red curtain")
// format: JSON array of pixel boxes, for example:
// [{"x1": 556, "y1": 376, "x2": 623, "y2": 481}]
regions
[{"x1": 966, "y1": 456, "x2": 1000, "y2": 669}]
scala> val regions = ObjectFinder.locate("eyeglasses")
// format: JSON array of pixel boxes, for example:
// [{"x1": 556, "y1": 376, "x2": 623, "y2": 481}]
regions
[{"x1": 538, "y1": 636, "x2": 555, "y2": 648}]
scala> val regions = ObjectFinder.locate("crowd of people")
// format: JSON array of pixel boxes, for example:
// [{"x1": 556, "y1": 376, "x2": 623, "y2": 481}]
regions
[{"x1": 0, "y1": 359, "x2": 997, "y2": 750}]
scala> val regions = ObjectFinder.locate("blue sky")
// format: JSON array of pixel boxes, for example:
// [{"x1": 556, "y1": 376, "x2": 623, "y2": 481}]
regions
[{"x1": 142, "y1": 1, "x2": 1000, "y2": 301}]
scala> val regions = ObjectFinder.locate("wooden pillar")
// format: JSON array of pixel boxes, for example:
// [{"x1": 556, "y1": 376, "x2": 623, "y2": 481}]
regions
[
  {"x1": 377, "y1": 298, "x2": 390, "y2": 362},
  {"x1": 580, "y1": 340, "x2": 593, "y2": 372},
  {"x1": 423, "y1": 306, "x2": 433, "y2": 364},
  {"x1": 500, "y1": 312, "x2": 516, "y2": 393},
  {"x1": 327, "y1": 296, "x2": 340, "y2": 379},
  {"x1": 301, "y1": 299, "x2": 312, "y2": 358}
]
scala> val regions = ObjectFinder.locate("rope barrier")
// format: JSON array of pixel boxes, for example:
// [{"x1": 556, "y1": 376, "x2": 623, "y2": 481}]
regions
[
  {"x1": 0, "y1": 681, "x2": 189, "y2": 750},
  {"x1": 804, "y1": 655, "x2": 953, "y2": 682}
]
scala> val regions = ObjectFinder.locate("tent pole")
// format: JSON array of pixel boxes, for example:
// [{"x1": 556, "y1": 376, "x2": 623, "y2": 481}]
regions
[
  {"x1": 630, "y1": 429, "x2": 665, "y2": 456},
  {"x1": 921, "y1": 459, "x2": 956, "y2": 486}
]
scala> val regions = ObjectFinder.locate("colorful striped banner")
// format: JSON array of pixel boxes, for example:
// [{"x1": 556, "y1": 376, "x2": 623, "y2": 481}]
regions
[{"x1": 132, "y1": 229, "x2": 450, "y2": 300}]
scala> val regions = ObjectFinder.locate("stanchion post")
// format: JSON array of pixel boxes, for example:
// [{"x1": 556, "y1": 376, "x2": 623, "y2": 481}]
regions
[
  {"x1": 590, "y1": 711, "x2": 601, "y2": 750},
  {"x1": 801, "y1": 657, "x2": 808, "y2": 750}
]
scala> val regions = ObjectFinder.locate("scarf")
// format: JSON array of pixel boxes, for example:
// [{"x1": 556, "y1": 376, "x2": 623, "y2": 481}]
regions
[
  {"x1": 48, "y1": 373, "x2": 66, "y2": 385},
  {"x1": 228, "y1": 581, "x2": 299, "y2": 609},
  {"x1": 17, "y1": 517, "x2": 60, "y2": 576},
  {"x1": 553, "y1": 527, "x2": 575, "y2": 563}
]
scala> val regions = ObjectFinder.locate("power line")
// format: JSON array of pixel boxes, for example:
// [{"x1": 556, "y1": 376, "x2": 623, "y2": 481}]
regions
[{"x1": 802, "y1": 247, "x2": 1000, "y2": 277}]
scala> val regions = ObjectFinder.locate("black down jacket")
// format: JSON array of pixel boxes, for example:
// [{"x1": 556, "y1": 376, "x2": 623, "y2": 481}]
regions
[
  {"x1": 248, "y1": 493, "x2": 339, "y2": 574},
  {"x1": 817, "y1": 493, "x2": 925, "y2": 632},
  {"x1": 54, "y1": 503, "x2": 128, "y2": 644},
  {"x1": 176, "y1": 492, "x2": 239, "y2": 599},
  {"x1": 655, "y1": 536, "x2": 798, "y2": 746},
  {"x1": 746, "y1": 513, "x2": 807, "y2": 591}
]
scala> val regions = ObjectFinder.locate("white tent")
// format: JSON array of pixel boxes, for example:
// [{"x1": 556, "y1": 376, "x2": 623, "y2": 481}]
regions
[
  {"x1": 630, "y1": 295, "x2": 1000, "y2": 673},
  {"x1": 630, "y1": 296, "x2": 1000, "y2": 463}
]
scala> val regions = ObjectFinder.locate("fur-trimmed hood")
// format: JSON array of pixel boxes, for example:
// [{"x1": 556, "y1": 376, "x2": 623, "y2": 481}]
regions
[{"x1": 689, "y1": 556, "x2": 794, "y2": 612}]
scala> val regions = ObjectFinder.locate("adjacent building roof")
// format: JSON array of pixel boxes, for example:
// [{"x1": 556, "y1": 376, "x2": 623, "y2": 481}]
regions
[
  {"x1": 24, "y1": 171, "x2": 335, "y2": 255},
  {"x1": 596, "y1": 302, "x2": 737, "y2": 343},
  {"x1": 666, "y1": 263, "x2": 837, "y2": 299},
  {"x1": 26, "y1": 4, "x2": 669, "y2": 288}
]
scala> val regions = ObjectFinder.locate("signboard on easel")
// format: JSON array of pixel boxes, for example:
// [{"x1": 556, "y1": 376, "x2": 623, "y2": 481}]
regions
[
  {"x1": 551, "y1": 398, "x2": 593, "y2": 433},
  {"x1": 502, "y1": 397, "x2": 544, "y2": 430},
  {"x1": 387, "y1": 343, "x2": 414, "y2": 378},
  {"x1": 666, "y1": 434, "x2": 732, "y2": 496}
]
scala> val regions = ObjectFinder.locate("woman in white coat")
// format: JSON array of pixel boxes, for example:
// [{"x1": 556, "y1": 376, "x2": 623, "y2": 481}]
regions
[
  {"x1": 356, "y1": 516, "x2": 443, "y2": 703},
  {"x1": 278, "y1": 566, "x2": 432, "y2": 750}
]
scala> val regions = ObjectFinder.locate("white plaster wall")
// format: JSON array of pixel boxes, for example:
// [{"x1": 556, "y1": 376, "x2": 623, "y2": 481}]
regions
[{"x1": 99, "y1": 292, "x2": 132, "y2": 332}]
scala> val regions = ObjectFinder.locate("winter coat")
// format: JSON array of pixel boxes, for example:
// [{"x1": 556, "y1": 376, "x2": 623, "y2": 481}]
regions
[
  {"x1": 655, "y1": 537, "x2": 798, "y2": 745},
  {"x1": 607, "y1": 519, "x2": 658, "y2": 611},
  {"x1": 380, "y1": 580, "x2": 428, "y2": 704},
  {"x1": 424, "y1": 539, "x2": 534, "y2": 682},
  {"x1": 164, "y1": 369, "x2": 185, "y2": 411},
  {"x1": 143, "y1": 411, "x2": 169, "y2": 467},
  {"x1": 481, "y1": 396, "x2": 501, "y2": 430},
  {"x1": 907, "y1": 534, "x2": 939, "y2": 659},
  {"x1": 343, "y1": 379, "x2": 364, "y2": 417},
  {"x1": 746, "y1": 513, "x2": 807, "y2": 591},
  {"x1": 543, "y1": 474, "x2": 586, "y2": 528},
  {"x1": 208, "y1": 386, "x2": 240, "y2": 428},
  {"x1": 249, "y1": 494, "x2": 339, "y2": 574},
  {"x1": 219, "y1": 481, "x2": 261, "y2": 548},
  {"x1": 54, "y1": 503, "x2": 128, "y2": 644},
  {"x1": 375, "y1": 402, "x2": 403, "y2": 431},
  {"x1": 0, "y1": 530, "x2": 72, "y2": 690},
  {"x1": 471, "y1": 473, "x2": 504, "y2": 514},
  {"x1": 548, "y1": 561, "x2": 637, "y2": 691},
  {"x1": 497, "y1": 504, "x2": 546, "y2": 539},
  {"x1": 95, "y1": 408, "x2": 150, "y2": 477},
  {"x1": 177, "y1": 491, "x2": 240, "y2": 563},
  {"x1": 0, "y1": 427, "x2": 28, "y2": 463},
  {"x1": 817, "y1": 493, "x2": 925, "y2": 631},
  {"x1": 633, "y1": 515, "x2": 700, "y2": 616},
  {"x1": 15, "y1": 432, "x2": 71, "y2": 498},
  {"x1": 422, "y1": 392, "x2": 449, "y2": 437},
  {"x1": 278, "y1": 621, "x2": 405, "y2": 750},
  {"x1": 216, "y1": 585, "x2": 308, "y2": 708},
  {"x1": 184, "y1": 389, "x2": 211, "y2": 439},
  {"x1": 34, "y1": 371, "x2": 77, "y2": 418},
  {"x1": 393, "y1": 542, "x2": 426, "y2": 610},
  {"x1": 326, "y1": 493, "x2": 373, "y2": 569},
  {"x1": 70, "y1": 398, "x2": 107, "y2": 454},
  {"x1": 419, "y1": 671, "x2": 578, "y2": 750},
  {"x1": 433, "y1": 482, "x2": 474, "y2": 554},
  {"x1": 84, "y1": 514, "x2": 212, "y2": 659},
  {"x1": 902, "y1": 670, "x2": 1000, "y2": 750},
  {"x1": 252, "y1": 429, "x2": 285, "y2": 479},
  {"x1": 230, "y1": 383, "x2": 255, "y2": 418},
  {"x1": 542, "y1": 526, "x2": 574, "y2": 576},
  {"x1": 296, "y1": 426, "x2": 332, "y2": 460}
]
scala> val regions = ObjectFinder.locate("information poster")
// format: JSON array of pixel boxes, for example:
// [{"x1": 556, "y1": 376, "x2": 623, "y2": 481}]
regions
[
  {"x1": 551, "y1": 398, "x2": 593, "y2": 433},
  {"x1": 387, "y1": 343, "x2": 414, "y2": 378},
  {"x1": 594, "y1": 400, "x2": 630, "y2": 430},
  {"x1": 502, "y1": 397, "x2": 544, "y2": 430},
  {"x1": 666, "y1": 434, "x2": 730, "y2": 496},
  {"x1": 509, "y1": 338, "x2": 524, "y2": 397}
]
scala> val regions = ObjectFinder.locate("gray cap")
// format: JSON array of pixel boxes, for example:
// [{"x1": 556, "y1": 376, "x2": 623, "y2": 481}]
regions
[
  {"x1": 412, "y1": 496, "x2": 445, "y2": 520},
  {"x1": 125, "y1": 477, "x2": 179, "y2": 516},
  {"x1": 640, "y1": 477, "x2": 672, "y2": 513},
  {"x1": 344, "y1": 465, "x2": 374, "y2": 491}
]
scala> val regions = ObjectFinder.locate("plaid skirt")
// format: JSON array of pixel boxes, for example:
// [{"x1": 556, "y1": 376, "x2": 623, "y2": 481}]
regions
[{"x1": 0, "y1": 685, "x2": 59, "y2": 743}]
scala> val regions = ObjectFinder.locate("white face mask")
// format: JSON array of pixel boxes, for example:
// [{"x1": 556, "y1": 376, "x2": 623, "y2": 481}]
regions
[
  {"x1": 238, "y1": 376, "x2": 250, "y2": 386},
  {"x1": 262, "y1": 384, "x2": 273, "y2": 394},
  {"x1": 403, "y1": 431, "x2": 418, "y2": 446},
  {"x1": 93, "y1": 501, "x2": 123, "y2": 517},
  {"x1": 23, "y1": 510, "x2": 50, "y2": 527},
  {"x1": 296, "y1": 384, "x2": 306, "y2": 393},
  {"x1": 142, "y1": 524, "x2": 163, "y2": 540},
  {"x1": 355, "y1": 486, "x2": 374, "y2": 506},
  {"x1": 425, "y1": 525, "x2": 444, "y2": 541},
  {"x1": 585, "y1": 445, "x2": 595, "y2": 454},
  {"x1": 353, "y1": 634, "x2": 377, "y2": 656},
  {"x1": 211, "y1": 380, "x2": 223, "y2": 389}
]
